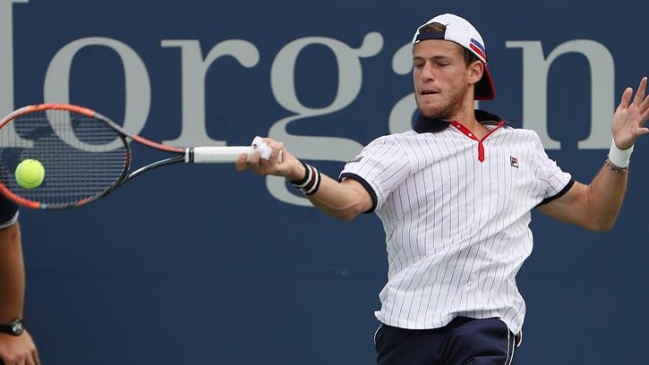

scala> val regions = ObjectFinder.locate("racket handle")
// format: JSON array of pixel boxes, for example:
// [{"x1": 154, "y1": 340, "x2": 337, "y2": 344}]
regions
[
  {"x1": 191, "y1": 146, "x2": 254, "y2": 163},
  {"x1": 190, "y1": 146, "x2": 283, "y2": 163}
]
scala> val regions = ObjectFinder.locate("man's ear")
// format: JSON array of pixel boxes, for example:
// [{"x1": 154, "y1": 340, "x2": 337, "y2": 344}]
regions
[{"x1": 469, "y1": 60, "x2": 485, "y2": 86}]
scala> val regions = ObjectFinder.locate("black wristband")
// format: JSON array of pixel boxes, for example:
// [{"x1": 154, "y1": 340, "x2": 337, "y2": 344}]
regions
[
  {"x1": 290, "y1": 160, "x2": 321, "y2": 195},
  {"x1": 289, "y1": 160, "x2": 311, "y2": 185},
  {"x1": 0, "y1": 318, "x2": 24, "y2": 336}
]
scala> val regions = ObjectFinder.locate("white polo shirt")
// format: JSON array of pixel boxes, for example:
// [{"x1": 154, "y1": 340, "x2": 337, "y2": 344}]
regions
[{"x1": 339, "y1": 110, "x2": 573, "y2": 336}]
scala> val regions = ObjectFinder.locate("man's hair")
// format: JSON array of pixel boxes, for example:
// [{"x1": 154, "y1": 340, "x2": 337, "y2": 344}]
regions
[{"x1": 417, "y1": 22, "x2": 480, "y2": 66}]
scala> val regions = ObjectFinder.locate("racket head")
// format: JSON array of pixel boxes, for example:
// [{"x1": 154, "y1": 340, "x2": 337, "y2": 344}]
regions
[{"x1": 0, "y1": 104, "x2": 131, "y2": 209}]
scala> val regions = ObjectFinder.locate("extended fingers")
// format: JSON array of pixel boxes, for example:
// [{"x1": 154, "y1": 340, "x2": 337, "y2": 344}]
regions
[
  {"x1": 617, "y1": 87, "x2": 634, "y2": 111},
  {"x1": 633, "y1": 76, "x2": 648, "y2": 106},
  {"x1": 629, "y1": 77, "x2": 649, "y2": 125},
  {"x1": 640, "y1": 94, "x2": 649, "y2": 122},
  {"x1": 640, "y1": 84, "x2": 649, "y2": 118}
]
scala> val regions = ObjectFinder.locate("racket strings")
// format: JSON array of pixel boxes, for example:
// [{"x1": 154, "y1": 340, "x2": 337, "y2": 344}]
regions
[{"x1": 0, "y1": 110, "x2": 129, "y2": 206}]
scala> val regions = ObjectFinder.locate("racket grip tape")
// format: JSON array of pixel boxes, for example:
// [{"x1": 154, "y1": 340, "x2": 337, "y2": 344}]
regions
[{"x1": 190, "y1": 146, "x2": 283, "y2": 163}]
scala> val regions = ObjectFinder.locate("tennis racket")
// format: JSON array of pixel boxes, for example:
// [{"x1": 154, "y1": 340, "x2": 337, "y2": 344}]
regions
[{"x1": 0, "y1": 103, "x2": 277, "y2": 210}]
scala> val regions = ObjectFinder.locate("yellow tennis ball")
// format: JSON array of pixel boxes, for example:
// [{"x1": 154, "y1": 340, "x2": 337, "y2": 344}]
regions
[{"x1": 15, "y1": 159, "x2": 45, "y2": 189}]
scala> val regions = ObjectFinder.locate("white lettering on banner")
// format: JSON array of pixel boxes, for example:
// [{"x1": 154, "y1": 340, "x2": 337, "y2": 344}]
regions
[
  {"x1": 0, "y1": 0, "x2": 621, "y2": 206},
  {"x1": 507, "y1": 40, "x2": 615, "y2": 149},
  {"x1": 0, "y1": 0, "x2": 31, "y2": 148},
  {"x1": 45, "y1": 38, "x2": 151, "y2": 152},
  {"x1": 161, "y1": 39, "x2": 260, "y2": 147},
  {"x1": 267, "y1": 33, "x2": 382, "y2": 205}
]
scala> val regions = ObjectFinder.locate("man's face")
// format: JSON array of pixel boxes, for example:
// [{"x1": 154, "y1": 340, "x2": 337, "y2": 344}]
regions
[{"x1": 412, "y1": 40, "x2": 476, "y2": 119}]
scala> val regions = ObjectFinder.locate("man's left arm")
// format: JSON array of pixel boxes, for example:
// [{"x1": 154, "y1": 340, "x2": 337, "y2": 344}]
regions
[{"x1": 539, "y1": 76, "x2": 649, "y2": 230}]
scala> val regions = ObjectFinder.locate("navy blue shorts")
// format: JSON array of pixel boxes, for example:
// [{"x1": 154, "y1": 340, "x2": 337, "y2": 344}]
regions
[{"x1": 374, "y1": 317, "x2": 518, "y2": 365}]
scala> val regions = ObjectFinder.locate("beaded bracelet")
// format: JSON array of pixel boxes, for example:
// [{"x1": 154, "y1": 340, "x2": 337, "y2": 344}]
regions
[
  {"x1": 290, "y1": 160, "x2": 321, "y2": 195},
  {"x1": 605, "y1": 158, "x2": 629, "y2": 173},
  {"x1": 606, "y1": 139, "x2": 634, "y2": 173}
]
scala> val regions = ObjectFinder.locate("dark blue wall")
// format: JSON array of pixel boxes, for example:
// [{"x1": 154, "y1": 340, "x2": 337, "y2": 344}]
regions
[{"x1": 3, "y1": 0, "x2": 649, "y2": 364}]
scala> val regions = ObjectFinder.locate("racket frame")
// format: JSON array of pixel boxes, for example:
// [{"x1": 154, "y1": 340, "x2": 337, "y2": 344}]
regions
[{"x1": 0, "y1": 103, "x2": 259, "y2": 210}]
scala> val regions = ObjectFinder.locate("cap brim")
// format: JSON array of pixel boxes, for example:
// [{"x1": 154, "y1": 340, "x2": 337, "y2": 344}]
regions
[{"x1": 475, "y1": 65, "x2": 495, "y2": 100}]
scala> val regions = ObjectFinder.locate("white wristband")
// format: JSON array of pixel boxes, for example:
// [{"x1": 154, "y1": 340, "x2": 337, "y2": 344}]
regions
[{"x1": 608, "y1": 139, "x2": 634, "y2": 168}]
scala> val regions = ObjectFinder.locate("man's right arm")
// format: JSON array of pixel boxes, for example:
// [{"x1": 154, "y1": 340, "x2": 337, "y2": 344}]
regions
[
  {"x1": 303, "y1": 174, "x2": 373, "y2": 220},
  {"x1": 235, "y1": 138, "x2": 373, "y2": 220}
]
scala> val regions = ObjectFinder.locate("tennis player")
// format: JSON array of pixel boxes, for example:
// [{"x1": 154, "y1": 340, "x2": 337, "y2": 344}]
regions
[
  {"x1": 0, "y1": 195, "x2": 40, "y2": 365},
  {"x1": 236, "y1": 13, "x2": 649, "y2": 364}
]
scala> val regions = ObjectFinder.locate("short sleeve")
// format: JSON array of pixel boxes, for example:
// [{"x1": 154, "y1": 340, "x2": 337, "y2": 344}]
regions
[
  {"x1": 339, "y1": 136, "x2": 411, "y2": 212},
  {"x1": 533, "y1": 136, "x2": 573, "y2": 202}
]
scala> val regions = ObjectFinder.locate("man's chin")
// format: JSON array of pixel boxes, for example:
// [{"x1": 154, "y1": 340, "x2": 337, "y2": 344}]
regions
[{"x1": 418, "y1": 107, "x2": 450, "y2": 121}]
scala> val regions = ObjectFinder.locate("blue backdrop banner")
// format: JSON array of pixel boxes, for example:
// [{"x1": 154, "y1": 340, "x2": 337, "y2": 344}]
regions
[{"x1": 3, "y1": 0, "x2": 648, "y2": 364}]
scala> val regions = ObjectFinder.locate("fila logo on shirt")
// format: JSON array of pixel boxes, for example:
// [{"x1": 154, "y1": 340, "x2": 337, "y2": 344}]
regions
[{"x1": 510, "y1": 156, "x2": 519, "y2": 168}]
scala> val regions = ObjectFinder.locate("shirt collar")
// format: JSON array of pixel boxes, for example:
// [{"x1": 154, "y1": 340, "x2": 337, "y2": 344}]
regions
[{"x1": 413, "y1": 109, "x2": 505, "y2": 134}]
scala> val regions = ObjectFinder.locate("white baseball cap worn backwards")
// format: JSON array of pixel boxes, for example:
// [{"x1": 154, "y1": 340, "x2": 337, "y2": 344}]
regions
[{"x1": 412, "y1": 13, "x2": 495, "y2": 100}]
